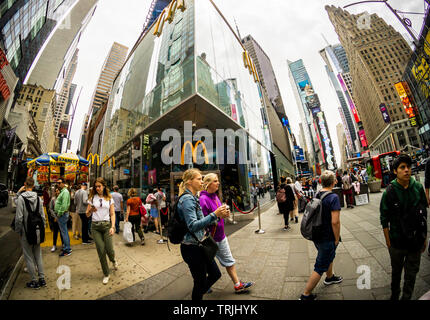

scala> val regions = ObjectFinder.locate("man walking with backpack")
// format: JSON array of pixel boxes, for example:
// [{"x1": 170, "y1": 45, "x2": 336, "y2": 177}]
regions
[
  {"x1": 380, "y1": 154, "x2": 428, "y2": 300},
  {"x1": 55, "y1": 178, "x2": 72, "y2": 257},
  {"x1": 14, "y1": 177, "x2": 46, "y2": 289},
  {"x1": 300, "y1": 170, "x2": 342, "y2": 300}
]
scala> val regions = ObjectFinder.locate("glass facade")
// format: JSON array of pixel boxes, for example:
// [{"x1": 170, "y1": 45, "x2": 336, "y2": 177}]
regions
[{"x1": 100, "y1": 0, "x2": 273, "y2": 209}]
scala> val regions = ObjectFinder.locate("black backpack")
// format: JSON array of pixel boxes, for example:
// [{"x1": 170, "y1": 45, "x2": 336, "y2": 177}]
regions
[
  {"x1": 301, "y1": 191, "x2": 332, "y2": 241},
  {"x1": 385, "y1": 184, "x2": 427, "y2": 250},
  {"x1": 22, "y1": 196, "x2": 45, "y2": 245},
  {"x1": 167, "y1": 194, "x2": 188, "y2": 244}
]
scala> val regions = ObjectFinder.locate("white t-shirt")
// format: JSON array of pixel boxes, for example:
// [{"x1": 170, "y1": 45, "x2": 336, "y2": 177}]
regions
[{"x1": 89, "y1": 195, "x2": 113, "y2": 222}]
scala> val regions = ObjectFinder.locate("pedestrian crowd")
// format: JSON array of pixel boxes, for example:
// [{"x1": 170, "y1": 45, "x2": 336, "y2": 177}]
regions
[{"x1": 11, "y1": 153, "x2": 429, "y2": 300}]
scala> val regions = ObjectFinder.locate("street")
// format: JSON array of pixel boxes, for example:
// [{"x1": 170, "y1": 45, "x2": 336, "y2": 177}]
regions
[{"x1": 4, "y1": 191, "x2": 430, "y2": 300}]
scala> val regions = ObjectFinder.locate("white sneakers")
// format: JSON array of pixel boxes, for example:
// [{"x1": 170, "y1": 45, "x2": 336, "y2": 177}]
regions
[
  {"x1": 113, "y1": 261, "x2": 118, "y2": 270},
  {"x1": 102, "y1": 276, "x2": 110, "y2": 284},
  {"x1": 51, "y1": 246, "x2": 56, "y2": 252}
]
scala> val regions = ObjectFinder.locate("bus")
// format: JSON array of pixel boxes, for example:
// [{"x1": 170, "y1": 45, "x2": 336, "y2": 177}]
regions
[{"x1": 367, "y1": 151, "x2": 400, "y2": 187}]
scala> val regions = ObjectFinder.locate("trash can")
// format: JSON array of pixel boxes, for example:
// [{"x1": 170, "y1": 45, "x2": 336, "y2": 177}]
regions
[{"x1": 332, "y1": 187, "x2": 345, "y2": 208}]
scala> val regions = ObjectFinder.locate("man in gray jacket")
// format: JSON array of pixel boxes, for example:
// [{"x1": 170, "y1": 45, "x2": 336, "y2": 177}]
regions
[
  {"x1": 14, "y1": 177, "x2": 46, "y2": 289},
  {"x1": 74, "y1": 183, "x2": 91, "y2": 244}
]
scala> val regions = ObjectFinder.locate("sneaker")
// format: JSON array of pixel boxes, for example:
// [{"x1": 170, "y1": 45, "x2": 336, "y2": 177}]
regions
[
  {"x1": 26, "y1": 280, "x2": 40, "y2": 290},
  {"x1": 51, "y1": 246, "x2": 56, "y2": 252},
  {"x1": 283, "y1": 226, "x2": 291, "y2": 231},
  {"x1": 59, "y1": 250, "x2": 72, "y2": 257},
  {"x1": 102, "y1": 276, "x2": 110, "y2": 285},
  {"x1": 82, "y1": 241, "x2": 93, "y2": 245},
  {"x1": 324, "y1": 275, "x2": 343, "y2": 285},
  {"x1": 290, "y1": 218, "x2": 294, "y2": 222},
  {"x1": 141, "y1": 239, "x2": 145, "y2": 246},
  {"x1": 234, "y1": 281, "x2": 254, "y2": 293},
  {"x1": 295, "y1": 216, "x2": 298, "y2": 223},
  {"x1": 299, "y1": 293, "x2": 317, "y2": 300},
  {"x1": 113, "y1": 261, "x2": 119, "y2": 270},
  {"x1": 38, "y1": 278, "x2": 47, "y2": 288}
]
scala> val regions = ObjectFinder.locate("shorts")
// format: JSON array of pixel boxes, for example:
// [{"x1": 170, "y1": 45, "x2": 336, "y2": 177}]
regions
[
  {"x1": 313, "y1": 241, "x2": 337, "y2": 275},
  {"x1": 215, "y1": 237, "x2": 236, "y2": 267},
  {"x1": 150, "y1": 208, "x2": 159, "y2": 218}
]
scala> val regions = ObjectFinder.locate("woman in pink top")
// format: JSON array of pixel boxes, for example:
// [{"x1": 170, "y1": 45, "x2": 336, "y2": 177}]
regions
[{"x1": 200, "y1": 173, "x2": 254, "y2": 293}]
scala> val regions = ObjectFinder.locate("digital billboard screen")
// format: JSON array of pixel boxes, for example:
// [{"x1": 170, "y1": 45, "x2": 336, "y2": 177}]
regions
[{"x1": 379, "y1": 103, "x2": 391, "y2": 123}]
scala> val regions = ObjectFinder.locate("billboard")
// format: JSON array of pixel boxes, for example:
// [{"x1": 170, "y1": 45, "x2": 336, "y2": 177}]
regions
[
  {"x1": 305, "y1": 94, "x2": 321, "y2": 114},
  {"x1": 315, "y1": 112, "x2": 335, "y2": 170},
  {"x1": 58, "y1": 120, "x2": 69, "y2": 138},
  {"x1": 379, "y1": 103, "x2": 391, "y2": 123},
  {"x1": 337, "y1": 74, "x2": 360, "y2": 123},
  {"x1": 410, "y1": 9, "x2": 430, "y2": 99},
  {"x1": 394, "y1": 82, "x2": 419, "y2": 127},
  {"x1": 358, "y1": 129, "x2": 368, "y2": 148}
]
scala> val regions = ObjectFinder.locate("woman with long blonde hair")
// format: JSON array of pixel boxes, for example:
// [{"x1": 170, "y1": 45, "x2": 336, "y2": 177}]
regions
[
  {"x1": 86, "y1": 177, "x2": 118, "y2": 284},
  {"x1": 200, "y1": 173, "x2": 254, "y2": 293},
  {"x1": 177, "y1": 168, "x2": 229, "y2": 300}
]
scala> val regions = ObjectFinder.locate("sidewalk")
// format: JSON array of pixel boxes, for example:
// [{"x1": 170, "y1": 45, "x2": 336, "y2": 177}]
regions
[
  {"x1": 102, "y1": 191, "x2": 430, "y2": 300},
  {"x1": 6, "y1": 200, "x2": 270, "y2": 300},
  {"x1": 7, "y1": 192, "x2": 430, "y2": 300}
]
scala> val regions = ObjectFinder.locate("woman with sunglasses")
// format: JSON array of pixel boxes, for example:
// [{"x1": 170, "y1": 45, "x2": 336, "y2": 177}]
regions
[{"x1": 86, "y1": 177, "x2": 118, "y2": 284}]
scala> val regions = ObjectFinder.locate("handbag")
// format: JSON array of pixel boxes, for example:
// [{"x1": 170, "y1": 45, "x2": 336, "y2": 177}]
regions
[
  {"x1": 190, "y1": 232, "x2": 218, "y2": 263},
  {"x1": 188, "y1": 199, "x2": 219, "y2": 262}
]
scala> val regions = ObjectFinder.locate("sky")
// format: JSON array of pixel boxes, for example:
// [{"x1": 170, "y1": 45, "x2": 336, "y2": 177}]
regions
[{"x1": 69, "y1": 0, "x2": 427, "y2": 166}]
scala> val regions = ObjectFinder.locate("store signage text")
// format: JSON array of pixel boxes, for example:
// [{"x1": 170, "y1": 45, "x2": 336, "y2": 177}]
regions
[
  {"x1": 242, "y1": 50, "x2": 260, "y2": 83},
  {"x1": 161, "y1": 121, "x2": 248, "y2": 165},
  {"x1": 0, "y1": 48, "x2": 10, "y2": 100},
  {"x1": 153, "y1": 0, "x2": 186, "y2": 37}
]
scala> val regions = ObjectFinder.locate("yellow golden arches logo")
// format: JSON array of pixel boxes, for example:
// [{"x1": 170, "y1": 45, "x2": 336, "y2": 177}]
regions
[
  {"x1": 87, "y1": 153, "x2": 100, "y2": 166},
  {"x1": 101, "y1": 155, "x2": 116, "y2": 168},
  {"x1": 180, "y1": 140, "x2": 209, "y2": 165},
  {"x1": 242, "y1": 50, "x2": 260, "y2": 83},
  {"x1": 153, "y1": 0, "x2": 186, "y2": 37}
]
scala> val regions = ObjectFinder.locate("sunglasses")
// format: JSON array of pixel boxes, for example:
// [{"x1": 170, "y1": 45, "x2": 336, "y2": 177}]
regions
[{"x1": 99, "y1": 198, "x2": 103, "y2": 207}]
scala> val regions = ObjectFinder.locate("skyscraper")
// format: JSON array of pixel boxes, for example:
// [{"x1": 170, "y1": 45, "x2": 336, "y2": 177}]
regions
[
  {"x1": 242, "y1": 35, "x2": 294, "y2": 177},
  {"x1": 319, "y1": 44, "x2": 361, "y2": 157},
  {"x1": 88, "y1": 42, "x2": 129, "y2": 119},
  {"x1": 288, "y1": 59, "x2": 336, "y2": 171},
  {"x1": 326, "y1": 6, "x2": 422, "y2": 153}
]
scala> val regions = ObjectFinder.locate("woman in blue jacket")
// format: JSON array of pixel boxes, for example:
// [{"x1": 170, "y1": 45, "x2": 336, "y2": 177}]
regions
[{"x1": 177, "y1": 168, "x2": 229, "y2": 300}]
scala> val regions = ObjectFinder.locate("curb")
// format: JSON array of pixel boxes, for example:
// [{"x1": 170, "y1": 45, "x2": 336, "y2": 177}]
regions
[{"x1": 0, "y1": 255, "x2": 23, "y2": 300}]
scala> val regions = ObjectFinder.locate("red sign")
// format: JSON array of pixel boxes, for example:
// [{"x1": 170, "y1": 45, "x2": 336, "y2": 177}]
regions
[
  {"x1": 358, "y1": 129, "x2": 368, "y2": 148},
  {"x1": 0, "y1": 48, "x2": 10, "y2": 100}
]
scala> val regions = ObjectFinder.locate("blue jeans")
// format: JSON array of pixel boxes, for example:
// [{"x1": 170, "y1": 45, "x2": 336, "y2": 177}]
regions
[
  {"x1": 115, "y1": 211, "x2": 121, "y2": 233},
  {"x1": 57, "y1": 212, "x2": 71, "y2": 252}
]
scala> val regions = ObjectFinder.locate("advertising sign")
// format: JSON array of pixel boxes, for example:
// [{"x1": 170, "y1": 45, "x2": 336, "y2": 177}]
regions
[
  {"x1": 58, "y1": 120, "x2": 69, "y2": 138},
  {"x1": 305, "y1": 94, "x2": 321, "y2": 113},
  {"x1": 0, "y1": 48, "x2": 10, "y2": 100},
  {"x1": 358, "y1": 129, "x2": 368, "y2": 148},
  {"x1": 148, "y1": 169, "x2": 156, "y2": 186},
  {"x1": 379, "y1": 103, "x2": 391, "y2": 123},
  {"x1": 231, "y1": 103, "x2": 238, "y2": 121},
  {"x1": 394, "y1": 82, "x2": 418, "y2": 127},
  {"x1": 315, "y1": 112, "x2": 335, "y2": 170},
  {"x1": 337, "y1": 74, "x2": 360, "y2": 123}
]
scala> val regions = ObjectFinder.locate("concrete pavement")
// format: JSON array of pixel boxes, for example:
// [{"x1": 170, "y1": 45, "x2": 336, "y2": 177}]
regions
[
  {"x1": 102, "y1": 191, "x2": 430, "y2": 300},
  {"x1": 5, "y1": 191, "x2": 430, "y2": 300}
]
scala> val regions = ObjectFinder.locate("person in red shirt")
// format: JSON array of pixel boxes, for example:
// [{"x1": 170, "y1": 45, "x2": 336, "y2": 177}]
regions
[{"x1": 125, "y1": 188, "x2": 145, "y2": 245}]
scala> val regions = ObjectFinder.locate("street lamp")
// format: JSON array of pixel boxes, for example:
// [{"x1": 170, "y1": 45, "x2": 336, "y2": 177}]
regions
[{"x1": 343, "y1": 0, "x2": 420, "y2": 46}]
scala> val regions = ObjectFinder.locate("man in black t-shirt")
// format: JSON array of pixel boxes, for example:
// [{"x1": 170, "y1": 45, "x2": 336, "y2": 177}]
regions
[{"x1": 300, "y1": 170, "x2": 343, "y2": 300}]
